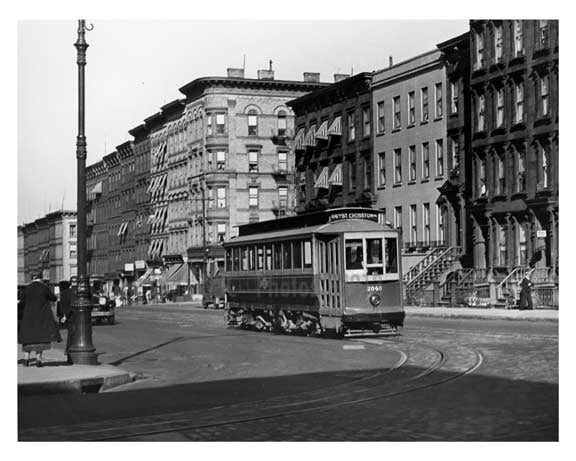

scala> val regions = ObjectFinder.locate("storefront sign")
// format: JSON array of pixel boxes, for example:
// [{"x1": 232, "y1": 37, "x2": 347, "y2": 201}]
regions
[
  {"x1": 135, "y1": 260, "x2": 146, "y2": 270},
  {"x1": 537, "y1": 230, "x2": 547, "y2": 238},
  {"x1": 124, "y1": 263, "x2": 135, "y2": 272}
]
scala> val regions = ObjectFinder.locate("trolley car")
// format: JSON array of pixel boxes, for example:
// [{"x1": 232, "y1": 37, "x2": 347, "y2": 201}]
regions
[{"x1": 223, "y1": 208, "x2": 404, "y2": 336}]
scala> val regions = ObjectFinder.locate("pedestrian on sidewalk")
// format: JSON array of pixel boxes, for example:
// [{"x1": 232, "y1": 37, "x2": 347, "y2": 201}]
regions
[
  {"x1": 518, "y1": 268, "x2": 534, "y2": 310},
  {"x1": 58, "y1": 280, "x2": 74, "y2": 355},
  {"x1": 18, "y1": 272, "x2": 62, "y2": 367}
]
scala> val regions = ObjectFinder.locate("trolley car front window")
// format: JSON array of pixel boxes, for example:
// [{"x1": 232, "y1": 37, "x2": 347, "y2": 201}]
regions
[{"x1": 345, "y1": 239, "x2": 364, "y2": 270}]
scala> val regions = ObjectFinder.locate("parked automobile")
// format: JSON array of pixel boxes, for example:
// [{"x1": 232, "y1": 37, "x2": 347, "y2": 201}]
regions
[{"x1": 91, "y1": 295, "x2": 115, "y2": 325}]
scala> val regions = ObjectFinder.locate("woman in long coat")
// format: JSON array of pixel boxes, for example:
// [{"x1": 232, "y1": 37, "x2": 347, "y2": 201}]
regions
[
  {"x1": 18, "y1": 272, "x2": 62, "y2": 367},
  {"x1": 518, "y1": 269, "x2": 534, "y2": 311}
]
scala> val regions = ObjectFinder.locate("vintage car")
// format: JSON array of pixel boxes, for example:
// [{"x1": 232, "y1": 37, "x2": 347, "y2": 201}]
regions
[{"x1": 91, "y1": 295, "x2": 115, "y2": 325}]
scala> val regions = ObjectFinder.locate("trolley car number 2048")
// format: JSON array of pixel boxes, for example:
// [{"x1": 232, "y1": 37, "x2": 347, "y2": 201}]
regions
[{"x1": 367, "y1": 285, "x2": 383, "y2": 292}]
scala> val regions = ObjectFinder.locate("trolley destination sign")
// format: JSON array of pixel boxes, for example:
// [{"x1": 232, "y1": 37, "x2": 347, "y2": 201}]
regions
[{"x1": 328, "y1": 210, "x2": 380, "y2": 223}]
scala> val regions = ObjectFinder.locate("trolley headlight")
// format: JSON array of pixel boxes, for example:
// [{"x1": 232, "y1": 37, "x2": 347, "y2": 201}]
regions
[{"x1": 369, "y1": 294, "x2": 381, "y2": 307}]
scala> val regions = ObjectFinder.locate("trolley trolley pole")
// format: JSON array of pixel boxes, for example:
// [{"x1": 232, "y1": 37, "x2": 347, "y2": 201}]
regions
[{"x1": 68, "y1": 19, "x2": 98, "y2": 365}]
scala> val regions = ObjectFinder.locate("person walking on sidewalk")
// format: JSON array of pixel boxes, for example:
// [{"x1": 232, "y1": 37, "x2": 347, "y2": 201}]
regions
[
  {"x1": 518, "y1": 268, "x2": 535, "y2": 310},
  {"x1": 18, "y1": 272, "x2": 62, "y2": 367},
  {"x1": 58, "y1": 280, "x2": 74, "y2": 354}
]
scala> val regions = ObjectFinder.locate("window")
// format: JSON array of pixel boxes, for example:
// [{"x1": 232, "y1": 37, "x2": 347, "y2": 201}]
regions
[
  {"x1": 345, "y1": 239, "x2": 363, "y2": 270},
  {"x1": 423, "y1": 203, "x2": 430, "y2": 244},
  {"x1": 278, "y1": 151, "x2": 287, "y2": 171},
  {"x1": 394, "y1": 148, "x2": 402, "y2": 184},
  {"x1": 248, "y1": 150, "x2": 259, "y2": 172},
  {"x1": 217, "y1": 187, "x2": 226, "y2": 208},
  {"x1": 496, "y1": 87, "x2": 505, "y2": 127},
  {"x1": 538, "y1": 20, "x2": 549, "y2": 49},
  {"x1": 436, "y1": 204, "x2": 445, "y2": 244},
  {"x1": 279, "y1": 186, "x2": 288, "y2": 208},
  {"x1": 277, "y1": 110, "x2": 287, "y2": 136},
  {"x1": 282, "y1": 242, "x2": 293, "y2": 270},
  {"x1": 248, "y1": 246, "x2": 256, "y2": 271},
  {"x1": 422, "y1": 142, "x2": 430, "y2": 180},
  {"x1": 248, "y1": 109, "x2": 258, "y2": 136},
  {"x1": 494, "y1": 24, "x2": 503, "y2": 62},
  {"x1": 408, "y1": 91, "x2": 415, "y2": 125},
  {"x1": 450, "y1": 81, "x2": 458, "y2": 114},
  {"x1": 410, "y1": 204, "x2": 417, "y2": 243},
  {"x1": 215, "y1": 114, "x2": 225, "y2": 134},
  {"x1": 435, "y1": 83, "x2": 443, "y2": 118},
  {"x1": 292, "y1": 241, "x2": 302, "y2": 269},
  {"x1": 364, "y1": 155, "x2": 372, "y2": 189},
  {"x1": 70, "y1": 244, "x2": 77, "y2": 259},
  {"x1": 69, "y1": 224, "x2": 76, "y2": 238},
  {"x1": 514, "y1": 81, "x2": 524, "y2": 123},
  {"x1": 377, "y1": 101, "x2": 385, "y2": 133},
  {"x1": 514, "y1": 20, "x2": 524, "y2": 56},
  {"x1": 385, "y1": 238, "x2": 398, "y2": 273},
  {"x1": 421, "y1": 88, "x2": 429, "y2": 122},
  {"x1": 207, "y1": 187, "x2": 214, "y2": 208},
  {"x1": 216, "y1": 151, "x2": 226, "y2": 170},
  {"x1": 366, "y1": 238, "x2": 384, "y2": 275},
  {"x1": 394, "y1": 206, "x2": 402, "y2": 230},
  {"x1": 498, "y1": 224, "x2": 507, "y2": 266},
  {"x1": 435, "y1": 140, "x2": 444, "y2": 177},
  {"x1": 378, "y1": 152, "x2": 386, "y2": 187},
  {"x1": 249, "y1": 187, "x2": 259, "y2": 208},
  {"x1": 409, "y1": 145, "x2": 416, "y2": 181},
  {"x1": 303, "y1": 240, "x2": 312, "y2": 268},
  {"x1": 265, "y1": 245, "x2": 273, "y2": 270},
  {"x1": 393, "y1": 96, "x2": 401, "y2": 129},
  {"x1": 273, "y1": 242, "x2": 282, "y2": 269},
  {"x1": 497, "y1": 155, "x2": 505, "y2": 195},
  {"x1": 207, "y1": 114, "x2": 213, "y2": 136},
  {"x1": 518, "y1": 224, "x2": 527, "y2": 265},
  {"x1": 348, "y1": 158, "x2": 356, "y2": 189},
  {"x1": 217, "y1": 223, "x2": 226, "y2": 242},
  {"x1": 347, "y1": 110, "x2": 356, "y2": 141},
  {"x1": 474, "y1": 30, "x2": 484, "y2": 69},
  {"x1": 539, "y1": 144, "x2": 550, "y2": 189},
  {"x1": 517, "y1": 151, "x2": 526, "y2": 192},
  {"x1": 478, "y1": 158, "x2": 487, "y2": 196},
  {"x1": 476, "y1": 94, "x2": 486, "y2": 131},
  {"x1": 362, "y1": 107, "x2": 371, "y2": 137},
  {"x1": 540, "y1": 74, "x2": 550, "y2": 116}
]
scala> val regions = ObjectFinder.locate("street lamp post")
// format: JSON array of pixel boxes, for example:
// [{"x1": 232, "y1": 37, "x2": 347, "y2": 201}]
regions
[{"x1": 68, "y1": 19, "x2": 98, "y2": 365}]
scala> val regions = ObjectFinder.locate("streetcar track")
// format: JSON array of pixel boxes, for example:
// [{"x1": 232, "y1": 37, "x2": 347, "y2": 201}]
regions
[{"x1": 20, "y1": 341, "x2": 482, "y2": 441}]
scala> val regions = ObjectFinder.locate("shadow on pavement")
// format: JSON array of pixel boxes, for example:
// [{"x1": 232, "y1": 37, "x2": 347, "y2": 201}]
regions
[{"x1": 18, "y1": 364, "x2": 558, "y2": 441}]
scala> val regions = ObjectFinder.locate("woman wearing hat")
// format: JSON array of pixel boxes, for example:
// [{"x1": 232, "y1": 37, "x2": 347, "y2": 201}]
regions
[{"x1": 18, "y1": 272, "x2": 62, "y2": 367}]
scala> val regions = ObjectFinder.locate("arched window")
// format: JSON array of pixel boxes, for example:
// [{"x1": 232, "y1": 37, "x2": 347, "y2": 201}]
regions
[
  {"x1": 277, "y1": 110, "x2": 287, "y2": 136},
  {"x1": 248, "y1": 109, "x2": 258, "y2": 136}
]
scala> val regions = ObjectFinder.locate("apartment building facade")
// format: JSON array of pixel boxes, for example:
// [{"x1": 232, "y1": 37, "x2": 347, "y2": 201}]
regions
[
  {"x1": 288, "y1": 72, "x2": 374, "y2": 213},
  {"x1": 86, "y1": 160, "x2": 107, "y2": 276},
  {"x1": 179, "y1": 68, "x2": 328, "y2": 292},
  {"x1": 372, "y1": 51, "x2": 449, "y2": 268},
  {"x1": 20, "y1": 211, "x2": 77, "y2": 288},
  {"x1": 468, "y1": 19, "x2": 558, "y2": 271}
]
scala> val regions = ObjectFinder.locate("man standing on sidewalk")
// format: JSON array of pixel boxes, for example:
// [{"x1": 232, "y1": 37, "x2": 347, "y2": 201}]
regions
[{"x1": 59, "y1": 280, "x2": 75, "y2": 354}]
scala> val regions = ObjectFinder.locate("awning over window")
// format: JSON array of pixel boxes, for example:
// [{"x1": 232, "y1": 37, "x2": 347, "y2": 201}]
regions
[
  {"x1": 315, "y1": 120, "x2": 329, "y2": 141},
  {"x1": 92, "y1": 181, "x2": 102, "y2": 195},
  {"x1": 294, "y1": 128, "x2": 305, "y2": 151},
  {"x1": 159, "y1": 263, "x2": 181, "y2": 285},
  {"x1": 328, "y1": 163, "x2": 343, "y2": 186},
  {"x1": 314, "y1": 166, "x2": 329, "y2": 189},
  {"x1": 146, "y1": 176, "x2": 157, "y2": 194},
  {"x1": 167, "y1": 264, "x2": 190, "y2": 287},
  {"x1": 304, "y1": 125, "x2": 317, "y2": 147},
  {"x1": 327, "y1": 116, "x2": 342, "y2": 136},
  {"x1": 134, "y1": 268, "x2": 153, "y2": 287}
]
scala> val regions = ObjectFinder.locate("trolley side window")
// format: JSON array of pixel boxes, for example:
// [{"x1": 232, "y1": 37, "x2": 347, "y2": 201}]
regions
[
  {"x1": 256, "y1": 245, "x2": 264, "y2": 270},
  {"x1": 225, "y1": 248, "x2": 232, "y2": 271},
  {"x1": 273, "y1": 242, "x2": 282, "y2": 270},
  {"x1": 241, "y1": 247, "x2": 248, "y2": 271},
  {"x1": 385, "y1": 237, "x2": 398, "y2": 274},
  {"x1": 293, "y1": 241, "x2": 302, "y2": 269},
  {"x1": 283, "y1": 242, "x2": 293, "y2": 269},
  {"x1": 265, "y1": 244, "x2": 273, "y2": 270},
  {"x1": 232, "y1": 247, "x2": 240, "y2": 271},
  {"x1": 248, "y1": 246, "x2": 256, "y2": 271}
]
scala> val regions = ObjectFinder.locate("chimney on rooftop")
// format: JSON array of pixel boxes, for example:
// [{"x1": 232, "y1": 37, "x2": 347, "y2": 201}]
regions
[
  {"x1": 389, "y1": 56, "x2": 394, "y2": 67},
  {"x1": 303, "y1": 72, "x2": 320, "y2": 83},
  {"x1": 227, "y1": 68, "x2": 245, "y2": 78},
  {"x1": 334, "y1": 74, "x2": 350, "y2": 83}
]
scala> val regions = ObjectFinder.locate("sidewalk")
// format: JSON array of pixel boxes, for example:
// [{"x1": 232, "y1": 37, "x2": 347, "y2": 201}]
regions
[
  {"x1": 405, "y1": 306, "x2": 558, "y2": 322},
  {"x1": 17, "y1": 348, "x2": 134, "y2": 396}
]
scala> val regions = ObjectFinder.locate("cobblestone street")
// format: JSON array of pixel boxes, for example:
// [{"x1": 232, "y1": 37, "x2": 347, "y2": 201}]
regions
[{"x1": 18, "y1": 305, "x2": 558, "y2": 441}]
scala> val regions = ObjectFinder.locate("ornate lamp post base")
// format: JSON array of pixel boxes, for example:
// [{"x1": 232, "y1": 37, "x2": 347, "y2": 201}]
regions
[{"x1": 67, "y1": 275, "x2": 98, "y2": 365}]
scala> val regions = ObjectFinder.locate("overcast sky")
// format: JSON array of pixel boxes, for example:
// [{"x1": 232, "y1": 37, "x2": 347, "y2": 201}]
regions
[{"x1": 17, "y1": 20, "x2": 469, "y2": 224}]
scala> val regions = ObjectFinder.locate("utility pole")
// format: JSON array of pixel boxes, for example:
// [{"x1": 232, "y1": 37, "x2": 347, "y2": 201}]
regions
[
  {"x1": 201, "y1": 173, "x2": 208, "y2": 305},
  {"x1": 68, "y1": 19, "x2": 98, "y2": 365}
]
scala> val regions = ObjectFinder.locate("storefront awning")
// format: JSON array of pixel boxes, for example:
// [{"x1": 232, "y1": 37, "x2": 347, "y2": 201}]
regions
[
  {"x1": 314, "y1": 166, "x2": 329, "y2": 189},
  {"x1": 167, "y1": 264, "x2": 191, "y2": 287},
  {"x1": 159, "y1": 263, "x2": 181, "y2": 285}
]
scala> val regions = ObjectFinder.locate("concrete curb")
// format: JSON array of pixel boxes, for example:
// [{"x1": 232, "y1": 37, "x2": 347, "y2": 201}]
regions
[
  {"x1": 405, "y1": 308, "x2": 558, "y2": 322},
  {"x1": 18, "y1": 365, "x2": 135, "y2": 396}
]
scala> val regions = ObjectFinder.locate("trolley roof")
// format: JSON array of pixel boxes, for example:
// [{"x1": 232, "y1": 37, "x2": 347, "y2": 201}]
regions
[{"x1": 225, "y1": 216, "x2": 396, "y2": 246}]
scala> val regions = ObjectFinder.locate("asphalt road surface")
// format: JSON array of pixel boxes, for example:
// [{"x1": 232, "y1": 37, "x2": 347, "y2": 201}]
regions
[{"x1": 18, "y1": 304, "x2": 558, "y2": 441}]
